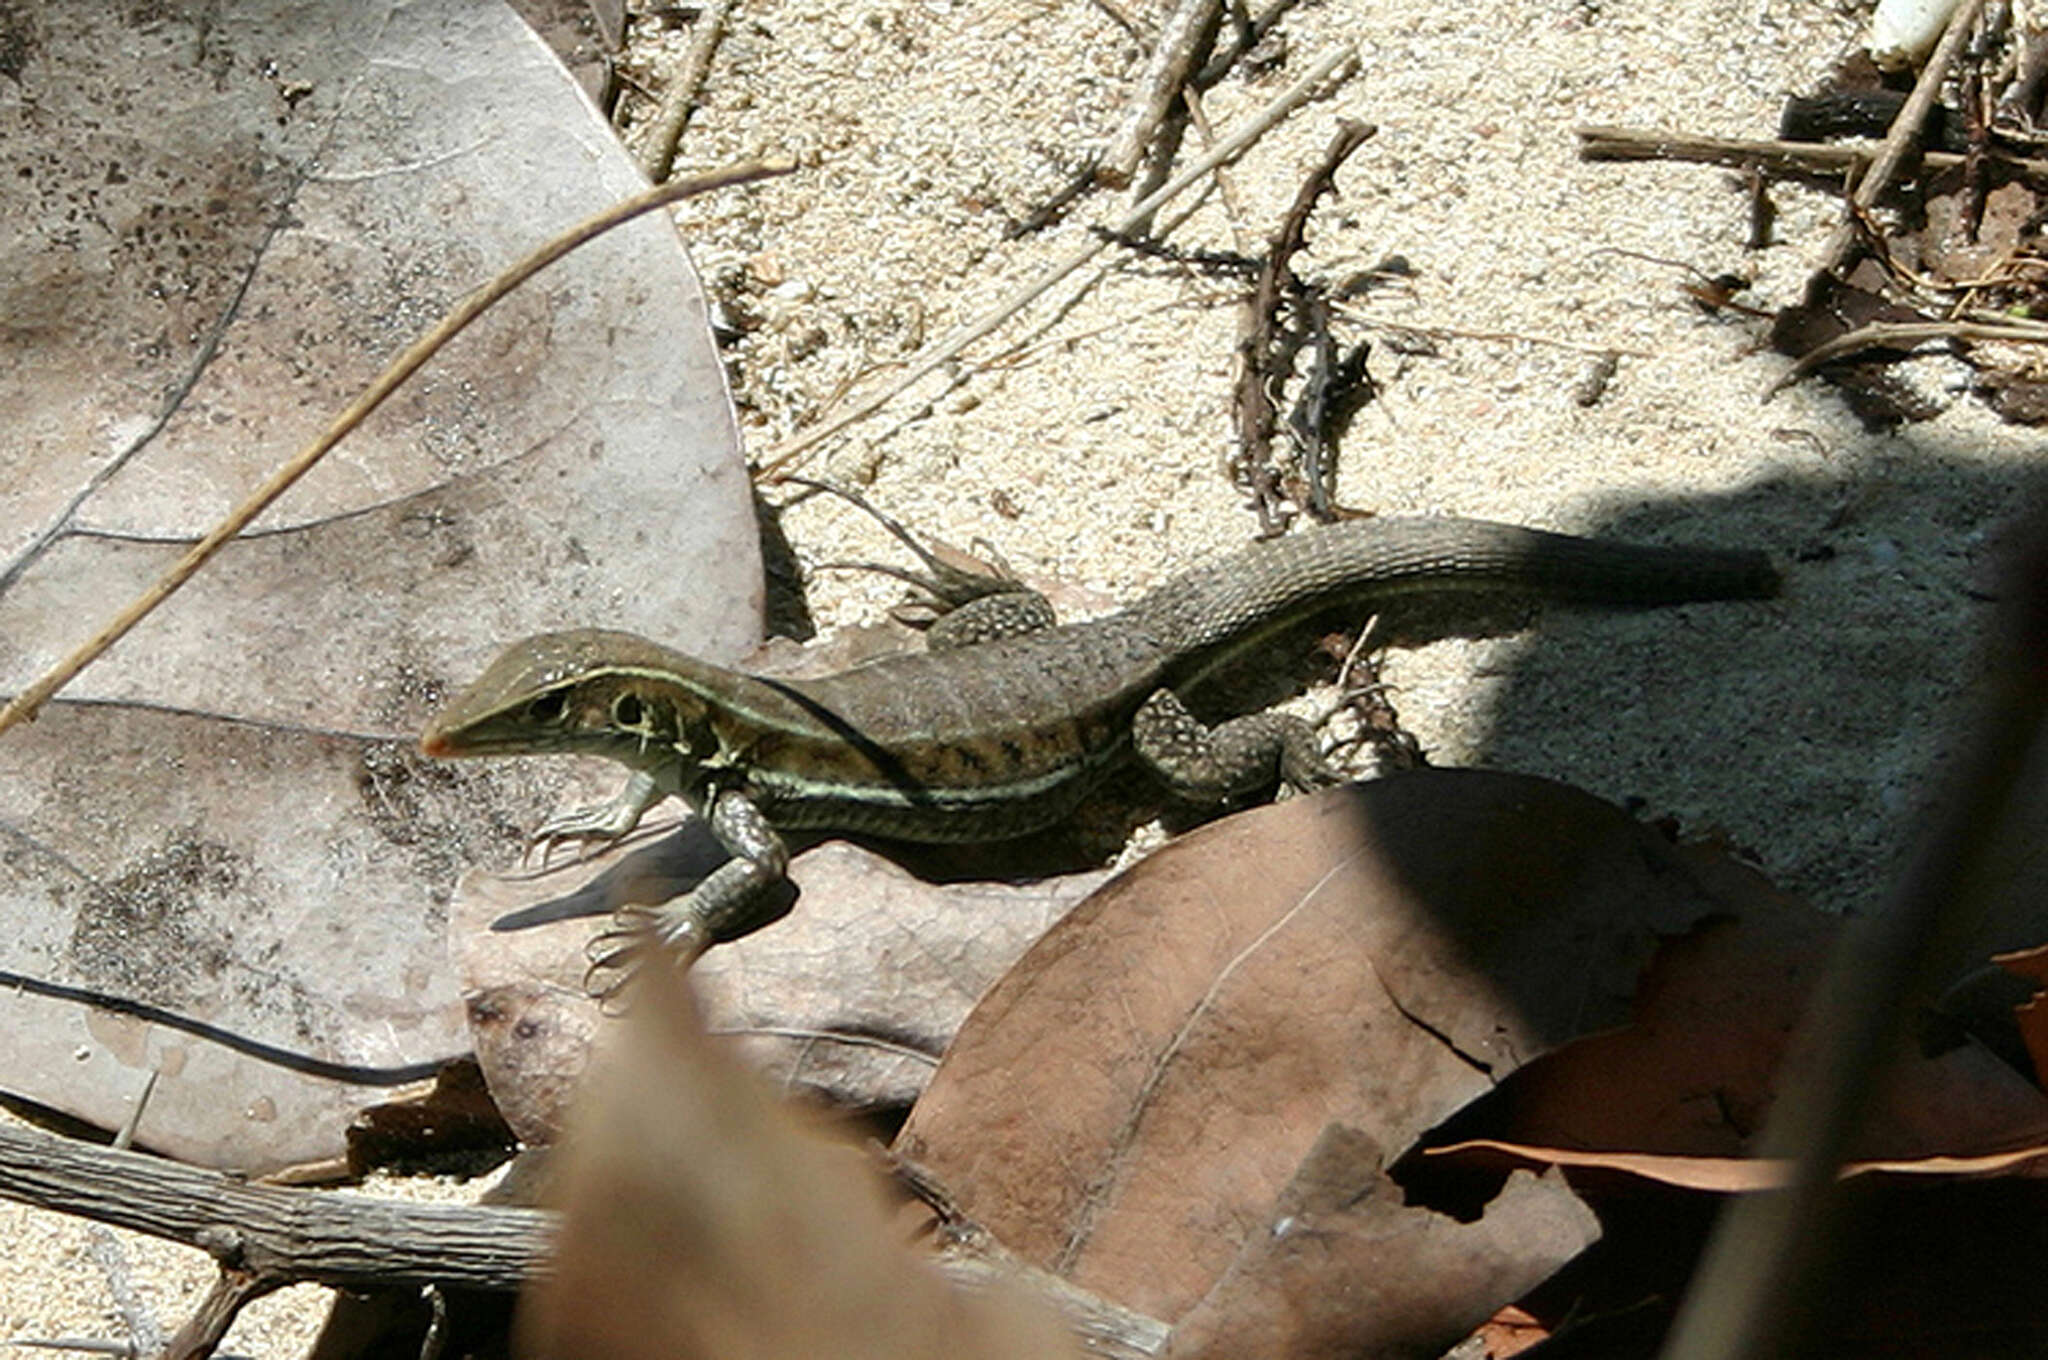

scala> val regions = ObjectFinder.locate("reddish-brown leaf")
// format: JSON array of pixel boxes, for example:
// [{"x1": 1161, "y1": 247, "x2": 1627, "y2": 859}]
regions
[
  {"x1": 1162, "y1": 1124, "x2": 1598, "y2": 1360},
  {"x1": 895, "y1": 769, "x2": 1766, "y2": 1322},
  {"x1": 1406, "y1": 906, "x2": 2048, "y2": 1190}
]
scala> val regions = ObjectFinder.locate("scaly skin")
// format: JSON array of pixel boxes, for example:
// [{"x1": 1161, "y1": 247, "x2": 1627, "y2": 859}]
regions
[{"x1": 421, "y1": 514, "x2": 1779, "y2": 978}]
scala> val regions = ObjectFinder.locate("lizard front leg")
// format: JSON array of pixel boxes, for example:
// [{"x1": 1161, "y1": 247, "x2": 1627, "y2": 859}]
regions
[
  {"x1": 1132, "y1": 689, "x2": 1343, "y2": 802},
  {"x1": 583, "y1": 785, "x2": 792, "y2": 996}
]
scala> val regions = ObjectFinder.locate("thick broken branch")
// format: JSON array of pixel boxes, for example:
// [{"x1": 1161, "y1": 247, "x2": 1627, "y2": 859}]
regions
[
  {"x1": 0, "y1": 1123, "x2": 550, "y2": 1292},
  {"x1": 0, "y1": 1121, "x2": 1169, "y2": 1358},
  {"x1": 1100, "y1": 0, "x2": 1225, "y2": 189}
]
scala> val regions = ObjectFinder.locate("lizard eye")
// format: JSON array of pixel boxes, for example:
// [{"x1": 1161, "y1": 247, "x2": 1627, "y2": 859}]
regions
[
  {"x1": 612, "y1": 693, "x2": 644, "y2": 727},
  {"x1": 525, "y1": 691, "x2": 568, "y2": 724}
]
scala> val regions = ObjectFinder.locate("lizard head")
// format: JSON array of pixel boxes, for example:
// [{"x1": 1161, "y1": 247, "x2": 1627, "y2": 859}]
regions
[{"x1": 420, "y1": 628, "x2": 719, "y2": 770}]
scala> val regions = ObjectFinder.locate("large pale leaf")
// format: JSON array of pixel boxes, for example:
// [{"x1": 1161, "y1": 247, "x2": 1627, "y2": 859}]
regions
[
  {"x1": 0, "y1": 0, "x2": 757, "y2": 1171},
  {"x1": 453, "y1": 808, "x2": 1107, "y2": 1145}
]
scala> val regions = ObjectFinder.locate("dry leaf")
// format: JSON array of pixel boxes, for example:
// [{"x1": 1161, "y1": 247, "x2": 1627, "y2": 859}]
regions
[
  {"x1": 895, "y1": 769, "x2": 1754, "y2": 1321},
  {"x1": 1403, "y1": 903, "x2": 2048, "y2": 1200},
  {"x1": 1416, "y1": 1139, "x2": 2048, "y2": 1192},
  {"x1": 521, "y1": 951, "x2": 1077, "y2": 1360},
  {"x1": 1476, "y1": 1304, "x2": 1550, "y2": 1358},
  {"x1": 0, "y1": 0, "x2": 752, "y2": 1170},
  {"x1": 453, "y1": 811, "x2": 1106, "y2": 1140},
  {"x1": 1163, "y1": 1123, "x2": 1599, "y2": 1360}
]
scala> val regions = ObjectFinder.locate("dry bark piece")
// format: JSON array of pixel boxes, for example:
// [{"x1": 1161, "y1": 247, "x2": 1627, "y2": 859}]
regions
[{"x1": 895, "y1": 769, "x2": 1767, "y2": 1322}]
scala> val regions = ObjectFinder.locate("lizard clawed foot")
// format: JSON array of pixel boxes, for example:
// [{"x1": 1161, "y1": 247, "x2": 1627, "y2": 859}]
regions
[
  {"x1": 523, "y1": 825, "x2": 621, "y2": 871},
  {"x1": 522, "y1": 771, "x2": 667, "y2": 869},
  {"x1": 581, "y1": 905, "x2": 714, "y2": 1004},
  {"x1": 780, "y1": 475, "x2": 1038, "y2": 628},
  {"x1": 523, "y1": 810, "x2": 628, "y2": 870}
]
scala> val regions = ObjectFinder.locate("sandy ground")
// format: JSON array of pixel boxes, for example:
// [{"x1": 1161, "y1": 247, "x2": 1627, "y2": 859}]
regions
[{"x1": 17, "y1": 0, "x2": 2047, "y2": 1350}]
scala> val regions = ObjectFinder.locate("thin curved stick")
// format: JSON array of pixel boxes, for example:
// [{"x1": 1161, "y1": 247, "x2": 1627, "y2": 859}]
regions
[{"x1": 0, "y1": 156, "x2": 796, "y2": 736}]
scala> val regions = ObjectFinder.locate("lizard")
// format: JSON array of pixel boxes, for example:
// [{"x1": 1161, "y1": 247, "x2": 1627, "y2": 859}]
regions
[{"x1": 420, "y1": 506, "x2": 1780, "y2": 989}]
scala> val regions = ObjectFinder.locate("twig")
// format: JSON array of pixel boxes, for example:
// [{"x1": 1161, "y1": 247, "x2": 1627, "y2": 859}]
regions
[
  {"x1": 1234, "y1": 119, "x2": 1376, "y2": 531},
  {"x1": 1286, "y1": 289, "x2": 1375, "y2": 516},
  {"x1": 1099, "y1": 0, "x2": 1225, "y2": 189},
  {"x1": 1816, "y1": 0, "x2": 1989, "y2": 279},
  {"x1": 1744, "y1": 163, "x2": 1775, "y2": 249},
  {"x1": 1193, "y1": 0, "x2": 1303, "y2": 86},
  {"x1": 1764, "y1": 317, "x2": 2048, "y2": 394},
  {"x1": 636, "y1": 0, "x2": 737, "y2": 183},
  {"x1": 3, "y1": 1338, "x2": 139, "y2": 1354},
  {"x1": 1087, "y1": 0, "x2": 1144, "y2": 41},
  {"x1": 1959, "y1": 42, "x2": 1992, "y2": 239},
  {"x1": 1576, "y1": 124, "x2": 2048, "y2": 182},
  {"x1": 86, "y1": 1219, "x2": 161, "y2": 1354},
  {"x1": 1329, "y1": 306, "x2": 1657, "y2": 358},
  {"x1": 1661, "y1": 515, "x2": 2048, "y2": 1359},
  {"x1": 1005, "y1": 150, "x2": 1103, "y2": 238},
  {"x1": 160, "y1": 1268, "x2": 278, "y2": 1360},
  {"x1": 968, "y1": 289, "x2": 1236, "y2": 371},
  {"x1": 0, "y1": 157, "x2": 796, "y2": 738},
  {"x1": 1179, "y1": 86, "x2": 1256, "y2": 254},
  {"x1": 756, "y1": 44, "x2": 1360, "y2": 479}
]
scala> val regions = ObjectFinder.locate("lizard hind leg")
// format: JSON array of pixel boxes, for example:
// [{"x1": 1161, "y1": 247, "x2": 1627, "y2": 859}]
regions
[
  {"x1": 781, "y1": 475, "x2": 1057, "y2": 648},
  {"x1": 1133, "y1": 688, "x2": 1343, "y2": 803}
]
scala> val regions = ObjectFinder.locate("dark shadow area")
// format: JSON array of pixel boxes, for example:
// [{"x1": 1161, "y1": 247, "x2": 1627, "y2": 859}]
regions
[
  {"x1": 1472, "y1": 450, "x2": 2048, "y2": 921},
  {"x1": 754, "y1": 485, "x2": 817, "y2": 644},
  {"x1": 1402, "y1": 1177, "x2": 2048, "y2": 1360},
  {"x1": 1335, "y1": 449, "x2": 2048, "y2": 1217},
  {"x1": 542, "y1": 450, "x2": 2048, "y2": 1009}
]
